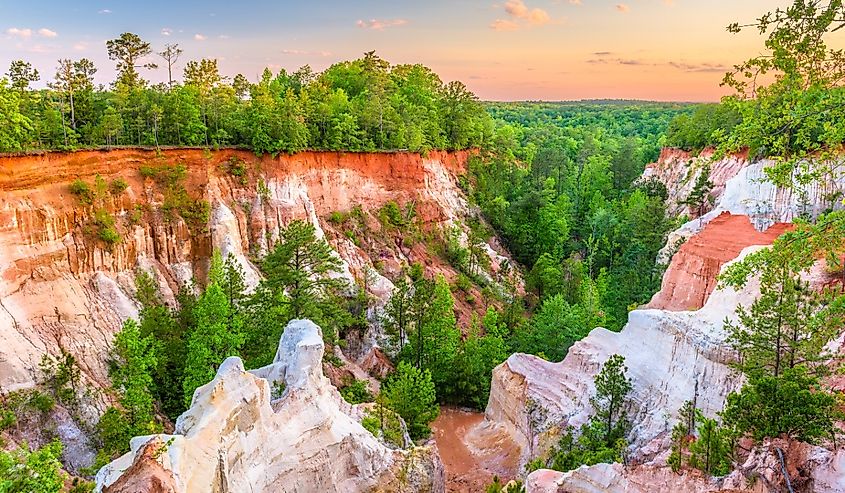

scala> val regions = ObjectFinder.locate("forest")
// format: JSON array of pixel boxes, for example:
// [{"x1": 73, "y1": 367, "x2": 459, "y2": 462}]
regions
[
  {"x1": 4, "y1": 0, "x2": 845, "y2": 488},
  {"x1": 0, "y1": 38, "x2": 489, "y2": 154}
]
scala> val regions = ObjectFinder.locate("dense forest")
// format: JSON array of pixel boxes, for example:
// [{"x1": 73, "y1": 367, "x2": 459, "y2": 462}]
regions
[{"x1": 0, "y1": 38, "x2": 490, "y2": 154}]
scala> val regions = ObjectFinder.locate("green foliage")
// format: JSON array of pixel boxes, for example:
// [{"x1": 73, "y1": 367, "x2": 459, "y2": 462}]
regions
[
  {"x1": 548, "y1": 354, "x2": 632, "y2": 472},
  {"x1": 182, "y1": 268, "x2": 245, "y2": 407},
  {"x1": 511, "y1": 294, "x2": 593, "y2": 362},
  {"x1": 722, "y1": 366, "x2": 842, "y2": 444},
  {"x1": 381, "y1": 361, "x2": 439, "y2": 440},
  {"x1": 680, "y1": 165, "x2": 713, "y2": 218},
  {"x1": 143, "y1": 164, "x2": 210, "y2": 232},
  {"x1": 39, "y1": 350, "x2": 82, "y2": 410},
  {"x1": 339, "y1": 378, "x2": 374, "y2": 405},
  {"x1": 486, "y1": 476, "x2": 525, "y2": 493},
  {"x1": 664, "y1": 104, "x2": 741, "y2": 151},
  {"x1": 109, "y1": 177, "x2": 129, "y2": 195},
  {"x1": 399, "y1": 275, "x2": 460, "y2": 396},
  {"x1": 688, "y1": 416, "x2": 732, "y2": 477},
  {"x1": 0, "y1": 440, "x2": 66, "y2": 493},
  {"x1": 362, "y1": 403, "x2": 405, "y2": 448},
  {"x1": 3, "y1": 48, "x2": 490, "y2": 153},
  {"x1": 668, "y1": 401, "x2": 732, "y2": 477},
  {"x1": 69, "y1": 179, "x2": 94, "y2": 204},
  {"x1": 97, "y1": 318, "x2": 161, "y2": 460},
  {"x1": 258, "y1": 219, "x2": 349, "y2": 350}
]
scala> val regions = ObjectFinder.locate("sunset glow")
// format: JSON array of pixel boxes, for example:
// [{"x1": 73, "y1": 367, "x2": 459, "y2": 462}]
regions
[{"x1": 2, "y1": 0, "x2": 841, "y2": 101}]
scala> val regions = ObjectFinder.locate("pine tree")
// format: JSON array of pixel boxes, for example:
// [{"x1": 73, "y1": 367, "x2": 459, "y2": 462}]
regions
[
  {"x1": 681, "y1": 165, "x2": 713, "y2": 220},
  {"x1": 182, "y1": 282, "x2": 245, "y2": 407},
  {"x1": 688, "y1": 416, "x2": 732, "y2": 476},
  {"x1": 381, "y1": 361, "x2": 439, "y2": 440},
  {"x1": 725, "y1": 259, "x2": 840, "y2": 379},
  {"x1": 591, "y1": 354, "x2": 633, "y2": 447},
  {"x1": 401, "y1": 275, "x2": 460, "y2": 392},
  {"x1": 382, "y1": 276, "x2": 413, "y2": 354},
  {"x1": 263, "y1": 219, "x2": 346, "y2": 321}
]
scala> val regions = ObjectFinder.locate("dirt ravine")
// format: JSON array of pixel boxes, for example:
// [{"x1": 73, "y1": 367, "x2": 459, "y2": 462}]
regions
[{"x1": 432, "y1": 406, "x2": 520, "y2": 492}]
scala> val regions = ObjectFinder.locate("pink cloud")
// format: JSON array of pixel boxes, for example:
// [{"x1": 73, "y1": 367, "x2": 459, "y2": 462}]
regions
[
  {"x1": 492, "y1": 0, "x2": 551, "y2": 30},
  {"x1": 616, "y1": 4, "x2": 630, "y2": 12},
  {"x1": 356, "y1": 18, "x2": 409, "y2": 30},
  {"x1": 490, "y1": 19, "x2": 520, "y2": 31}
]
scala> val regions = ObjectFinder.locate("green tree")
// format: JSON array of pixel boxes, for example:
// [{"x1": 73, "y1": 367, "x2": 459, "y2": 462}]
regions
[
  {"x1": 0, "y1": 441, "x2": 65, "y2": 493},
  {"x1": 382, "y1": 276, "x2": 413, "y2": 353},
  {"x1": 591, "y1": 354, "x2": 633, "y2": 447},
  {"x1": 109, "y1": 318, "x2": 159, "y2": 431},
  {"x1": 157, "y1": 43, "x2": 183, "y2": 89},
  {"x1": 382, "y1": 361, "x2": 439, "y2": 440},
  {"x1": 401, "y1": 275, "x2": 460, "y2": 393},
  {"x1": 182, "y1": 281, "x2": 245, "y2": 407},
  {"x1": 512, "y1": 294, "x2": 589, "y2": 362},
  {"x1": 106, "y1": 32, "x2": 157, "y2": 89},
  {"x1": 261, "y1": 219, "x2": 348, "y2": 341},
  {"x1": 725, "y1": 260, "x2": 841, "y2": 379},
  {"x1": 97, "y1": 318, "x2": 160, "y2": 459},
  {"x1": 549, "y1": 354, "x2": 632, "y2": 472},
  {"x1": 688, "y1": 416, "x2": 732, "y2": 477},
  {"x1": 722, "y1": 366, "x2": 842, "y2": 444},
  {"x1": 681, "y1": 165, "x2": 713, "y2": 219},
  {"x1": 6, "y1": 60, "x2": 40, "y2": 92},
  {"x1": 0, "y1": 79, "x2": 33, "y2": 151}
]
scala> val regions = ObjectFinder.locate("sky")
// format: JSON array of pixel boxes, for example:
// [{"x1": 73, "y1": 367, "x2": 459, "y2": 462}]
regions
[{"x1": 0, "y1": 0, "x2": 832, "y2": 102}]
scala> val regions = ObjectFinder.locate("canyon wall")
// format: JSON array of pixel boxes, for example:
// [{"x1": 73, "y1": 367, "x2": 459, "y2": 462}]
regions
[
  {"x1": 0, "y1": 148, "x2": 493, "y2": 395},
  {"x1": 96, "y1": 319, "x2": 444, "y2": 493},
  {"x1": 480, "y1": 149, "x2": 845, "y2": 491}
]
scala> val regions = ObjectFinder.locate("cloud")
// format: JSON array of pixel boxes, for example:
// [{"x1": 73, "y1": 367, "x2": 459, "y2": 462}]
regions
[
  {"x1": 281, "y1": 49, "x2": 332, "y2": 57},
  {"x1": 356, "y1": 18, "x2": 409, "y2": 30},
  {"x1": 569, "y1": 0, "x2": 582, "y2": 4},
  {"x1": 219, "y1": 34, "x2": 230, "y2": 39},
  {"x1": 98, "y1": 9, "x2": 112, "y2": 14},
  {"x1": 161, "y1": 28, "x2": 173, "y2": 36},
  {"x1": 38, "y1": 28, "x2": 57, "y2": 38},
  {"x1": 593, "y1": 51, "x2": 613, "y2": 56},
  {"x1": 667, "y1": 61, "x2": 728, "y2": 73},
  {"x1": 504, "y1": 0, "x2": 550, "y2": 25},
  {"x1": 585, "y1": 56, "x2": 728, "y2": 73},
  {"x1": 6, "y1": 27, "x2": 33, "y2": 38},
  {"x1": 616, "y1": 4, "x2": 630, "y2": 12},
  {"x1": 492, "y1": 0, "x2": 551, "y2": 30},
  {"x1": 73, "y1": 42, "x2": 88, "y2": 51},
  {"x1": 490, "y1": 19, "x2": 519, "y2": 31},
  {"x1": 194, "y1": 33, "x2": 207, "y2": 41}
]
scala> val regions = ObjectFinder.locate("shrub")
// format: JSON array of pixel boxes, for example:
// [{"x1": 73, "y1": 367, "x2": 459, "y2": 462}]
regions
[
  {"x1": 109, "y1": 178, "x2": 129, "y2": 195},
  {"x1": 69, "y1": 179, "x2": 94, "y2": 205},
  {"x1": 339, "y1": 378, "x2": 374, "y2": 405},
  {"x1": 362, "y1": 405, "x2": 405, "y2": 448}
]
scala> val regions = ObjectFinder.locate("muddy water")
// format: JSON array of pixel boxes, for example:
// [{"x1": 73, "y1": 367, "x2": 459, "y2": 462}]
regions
[{"x1": 432, "y1": 406, "x2": 519, "y2": 493}]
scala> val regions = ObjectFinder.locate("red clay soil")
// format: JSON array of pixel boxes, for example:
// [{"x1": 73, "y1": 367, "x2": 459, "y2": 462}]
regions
[
  {"x1": 648, "y1": 212, "x2": 792, "y2": 311},
  {"x1": 433, "y1": 407, "x2": 502, "y2": 493},
  {"x1": 0, "y1": 148, "x2": 471, "y2": 191}
]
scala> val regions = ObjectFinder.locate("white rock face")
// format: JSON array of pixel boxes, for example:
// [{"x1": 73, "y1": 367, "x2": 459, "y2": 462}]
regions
[
  {"x1": 654, "y1": 153, "x2": 845, "y2": 263},
  {"x1": 481, "y1": 249, "x2": 761, "y2": 468},
  {"x1": 96, "y1": 319, "x2": 444, "y2": 493}
]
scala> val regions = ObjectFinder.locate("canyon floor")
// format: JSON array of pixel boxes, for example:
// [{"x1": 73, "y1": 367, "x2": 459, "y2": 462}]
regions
[{"x1": 433, "y1": 406, "x2": 521, "y2": 492}]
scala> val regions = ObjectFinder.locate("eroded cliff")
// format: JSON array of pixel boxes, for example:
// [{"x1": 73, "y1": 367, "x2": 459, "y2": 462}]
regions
[
  {"x1": 96, "y1": 319, "x2": 444, "y2": 493},
  {"x1": 0, "y1": 148, "x2": 493, "y2": 393},
  {"x1": 478, "y1": 149, "x2": 845, "y2": 492}
]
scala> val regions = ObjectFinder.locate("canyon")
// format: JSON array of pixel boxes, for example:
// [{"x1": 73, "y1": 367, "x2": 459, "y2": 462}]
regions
[
  {"x1": 476, "y1": 149, "x2": 845, "y2": 492},
  {"x1": 3, "y1": 146, "x2": 845, "y2": 492},
  {"x1": 0, "y1": 147, "x2": 507, "y2": 484}
]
